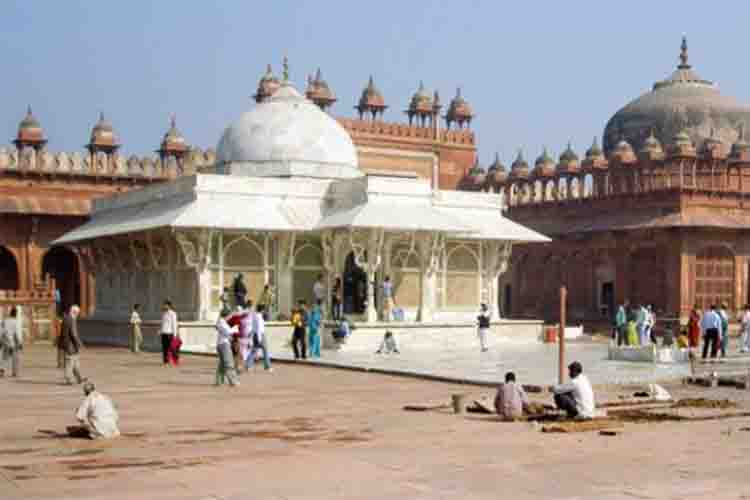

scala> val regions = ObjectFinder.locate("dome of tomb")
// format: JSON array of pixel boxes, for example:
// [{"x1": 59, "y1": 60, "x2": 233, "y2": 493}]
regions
[
  {"x1": 603, "y1": 37, "x2": 750, "y2": 155},
  {"x1": 216, "y1": 63, "x2": 359, "y2": 180}
]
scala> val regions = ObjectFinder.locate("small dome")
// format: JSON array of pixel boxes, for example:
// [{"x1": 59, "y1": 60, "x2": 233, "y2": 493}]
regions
[
  {"x1": 88, "y1": 112, "x2": 119, "y2": 148},
  {"x1": 673, "y1": 128, "x2": 693, "y2": 147},
  {"x1": 355, "y1": 76, "x2": 387, "y2": 118},
  {"x1": 487, "y1": 153, "x2": 508, "y2": 183},
  {"x1": 467, "y1": 159, "x2": 486, "y2": 185},
  {"x1": 446, "y1": 87, "x2": 473, "y2": 126},
  {"x1": 15, "y1": 106, "x2": 46, "y2": 146},
  {"x1": 305, "y1": 68, "x2": 337, "y2": 110},
  {"x1": 615, "y1": 137, "x2": 634, "y2": 154},
  {"x1": 216, "y1": 74, "x2": 359, "y2": 179},
  {"x1": 534, "y1": 147, "x2": 556, "y2": 176},
  {"x1": 701, "y1": 128, "x2": 723, "y2": 153},
  {"x1": 159, "y1": 115, "x2": 188, "y2": 154},
  {"x1": 408, "y1": 81, "x2": 433, "y2": 114},
  {"x1": 559, "y1": 142, "x2": 579, "y2": 163},
  {"x1": 253, "y1": 64, "x2": 281, "y2": 103},
  {"x1": 510, "y1": 150, "x2": 530, "y2": 178},
  {"x1": 640, "y1": 129, "x2": 663, "y2": 154},
  {"x1": 585, "y1": 136, "x2": 604, "y2": 160}
]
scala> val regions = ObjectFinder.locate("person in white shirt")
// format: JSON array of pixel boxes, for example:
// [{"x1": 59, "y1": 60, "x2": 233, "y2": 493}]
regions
[
  {"x1": 553, "y1": 361, "x2": 595, "y2": 419},
  {"x1": 214, "y1": 309, "x2": 240, "y2": 386},
  {"x1": 700, "y1": 305, "x2": 722, "y2": 360},
  {"x1": 1, "y1": 307, "x2": 22, "y2": 377},
  {"x1": 129, "y1": 304, "x2": 142, "y2": 353},
  {"x1": 312, "y1": 274, "x2": 326, "y2": 310},
  {"x1": 247, "y1": 304, "x2": 272, "y2": 371},
  {"x1": 159, "y1": 300, "x2": 179, "y2": 366},
  {"x1": 740, "y1": 305, "x2": 750, "y2": 353},
  {"x1": 376, "y1": 331, "x2": 399, "y2": 354},
  {"x1": 68, "y1": 382, "x2": 120, "y2": 440}
]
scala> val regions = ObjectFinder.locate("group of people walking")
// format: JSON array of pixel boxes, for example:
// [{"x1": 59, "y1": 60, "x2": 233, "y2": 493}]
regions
[
  {"x1": 214, "y1": 300, "x2": 272, "y2": 387},
  {"x1": 613, "y1": 303, "x2": 656, "y2": 347},
  {"x1": 688, "y1": 303, "x2": 750, "y2": 360}
]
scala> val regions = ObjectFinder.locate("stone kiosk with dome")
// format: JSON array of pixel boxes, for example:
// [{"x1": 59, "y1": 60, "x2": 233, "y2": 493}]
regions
[{"x1": 55, "y1": 65, "x2": 548, "y2": 353}]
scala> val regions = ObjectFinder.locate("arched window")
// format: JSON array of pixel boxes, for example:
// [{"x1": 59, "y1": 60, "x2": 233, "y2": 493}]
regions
[
  {"x1": 695, "y1": 246, "x2": 735, "y2": 312},
  {"x1": 390, "y1": 244, "x2": 421, "y2": 308},
  {"x1": 445, "y1": 244, "x2": 479, "y2": 308}
]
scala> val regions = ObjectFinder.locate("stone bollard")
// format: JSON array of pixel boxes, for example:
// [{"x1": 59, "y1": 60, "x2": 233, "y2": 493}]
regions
[{"x1": 452, "y1": 394, "x2": 467, "y2": 415}]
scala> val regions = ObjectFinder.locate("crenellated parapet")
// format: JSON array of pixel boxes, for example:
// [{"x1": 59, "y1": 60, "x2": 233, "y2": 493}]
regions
[
  {"x1": 0, "y1": 145, "x2": 216, "y2": 180},
  {"x1": 338, "y1": 118, "x2": 475, "y2": 146},
  {"x1": 462, "y1": 129, "x2": 750, "y2": 209}
]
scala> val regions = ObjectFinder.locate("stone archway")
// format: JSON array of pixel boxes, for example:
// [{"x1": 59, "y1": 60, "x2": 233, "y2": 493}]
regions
[
  {"x1": 42, "y1": 246, "x2": 80, "y2": 316},
  {"x1": 0, "y1": 246, "x2": 18, "y2": 290}
]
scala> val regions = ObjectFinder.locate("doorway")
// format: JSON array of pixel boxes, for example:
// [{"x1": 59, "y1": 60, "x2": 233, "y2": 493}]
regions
[
  {"x1": 0, "y1": 246, "x2": 18, "y2": 290},
  {"x1": 42, "y1": 246, "x2": 80, "y2": 317}
]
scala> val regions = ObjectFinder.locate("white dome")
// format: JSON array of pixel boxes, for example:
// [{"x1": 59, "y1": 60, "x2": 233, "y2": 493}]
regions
[{"x1": 216, "y1": 83, "x2": 360, "y2": 179}]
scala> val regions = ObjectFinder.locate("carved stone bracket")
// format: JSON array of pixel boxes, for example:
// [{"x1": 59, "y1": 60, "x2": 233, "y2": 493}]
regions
[
  {"x1": 175, "y1": 229, "x2": 212, "y2": 270},
  {"x1": 129, "y1": 239, "x2": 148, "y2": 270},
  {"x1": 145, "y1": 232, "x2": 165, "y2": 269},
  {"x1": 277, "y1": 232, "x2": 297, "y2": 268},
  {"x1": 417, "y1": 232, "x2": 445, "y2": 276}
]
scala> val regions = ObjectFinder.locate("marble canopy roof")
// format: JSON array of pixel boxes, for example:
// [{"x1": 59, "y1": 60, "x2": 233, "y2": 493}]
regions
[{"x1": 54, "y1": 172, "x2": 550, "y2": 245}]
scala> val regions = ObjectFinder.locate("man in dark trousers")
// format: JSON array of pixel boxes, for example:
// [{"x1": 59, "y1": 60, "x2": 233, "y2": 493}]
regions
[
  {"x1": 59, "y1": 304, "x2": 85, "y2": 385},
  {"x1": 290, "y1": 300, "x2": 307, "y2": 360},
  {"x1": 233, "y1": 274, "x2": 247, "y2": 309}
]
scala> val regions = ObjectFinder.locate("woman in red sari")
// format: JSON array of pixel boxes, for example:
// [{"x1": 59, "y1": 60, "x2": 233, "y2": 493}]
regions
[{"x1": 688, "y1": 305, "x2": 701, "y2": 348}]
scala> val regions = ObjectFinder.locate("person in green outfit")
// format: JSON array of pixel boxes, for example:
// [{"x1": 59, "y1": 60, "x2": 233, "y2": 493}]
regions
[
  {"x1": 614, "y1": 303, "x2": 628, "y2": 346},
  {"x1": 626, "y1": 314, "x2": 639, "y2": 346}
]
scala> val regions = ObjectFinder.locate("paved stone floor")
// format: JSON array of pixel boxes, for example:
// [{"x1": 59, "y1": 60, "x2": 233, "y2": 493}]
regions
[
  {"x1": 4, "y1": 345, "x2": 750, "y2": 499},
  {"x1": 277, "y1": 337, "x2": 694, "y2": 386}
]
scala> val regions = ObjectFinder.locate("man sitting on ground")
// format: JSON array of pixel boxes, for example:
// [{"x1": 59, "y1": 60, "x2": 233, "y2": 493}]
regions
[
  {"x1": 552, "y1": 361, "x2": 595, "y2": 419},
  {"x1": 67, "y1": 382, "x2": 120, "y2": 439},
  {"x1": 494, "y1": 371, "x2": 529, "y2": 421}
]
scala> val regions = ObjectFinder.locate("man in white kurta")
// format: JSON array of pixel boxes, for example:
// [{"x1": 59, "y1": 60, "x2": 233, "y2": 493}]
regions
[
  {"x1": 552, "y1": 361, "x2": 595, "y2": 419},
  {"x1": 73, "y1": 382, "x2": 120, "y2": 439}
]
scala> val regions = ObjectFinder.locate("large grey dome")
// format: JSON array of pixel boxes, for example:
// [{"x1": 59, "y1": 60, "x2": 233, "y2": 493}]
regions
[
  {"x1": 216, "y1": 81, "x2": 360, "y2": 179},
  {"x1": 603, "y1": 38, "x2": 750, "y2": 155}
]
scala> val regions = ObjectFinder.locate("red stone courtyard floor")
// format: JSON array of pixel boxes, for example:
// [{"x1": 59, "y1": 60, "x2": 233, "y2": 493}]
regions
[{"x1": 1, "y1": 345, "x2": 750, "y2": 499}]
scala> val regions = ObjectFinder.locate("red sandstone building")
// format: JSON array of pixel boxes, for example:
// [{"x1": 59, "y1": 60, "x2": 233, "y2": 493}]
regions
[
  {"x1": 0, "y1": 70, "x2": 477, "y2": 318},
  {"x1": 465, "y1": 39, "x2": 750, "y2": 323}
]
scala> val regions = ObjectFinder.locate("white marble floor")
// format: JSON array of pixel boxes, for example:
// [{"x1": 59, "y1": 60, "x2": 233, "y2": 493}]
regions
[{"x1": 274, "y1": 336, "x2": 696, "y2": 386}]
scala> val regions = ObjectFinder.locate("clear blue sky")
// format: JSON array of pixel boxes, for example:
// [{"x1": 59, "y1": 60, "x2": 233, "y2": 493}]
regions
[{"x1": 4, "y1": 1, "x2": 750, "y2": 166}]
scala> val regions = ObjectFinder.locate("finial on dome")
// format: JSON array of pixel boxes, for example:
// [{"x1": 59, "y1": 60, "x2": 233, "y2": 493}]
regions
[
  {"x1": 282, "y1": 56, "x2": 289, "y2": 82},
  {"x1": 26, "y1": 104, "x2": 33, "y2": 116},
  {"x1": 99, "y1": 111, "x2": 105, "y2": 122},
  {"x1": 170, "y1": 113, "x2": 177, "y2": 128},
  {"x1": 679, "y1": 35, "x2": 690, "y2": 69}
]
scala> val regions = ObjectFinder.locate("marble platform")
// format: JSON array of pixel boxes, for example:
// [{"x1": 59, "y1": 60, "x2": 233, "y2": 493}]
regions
[{"x1": 77, "y1": 317, "x2": 545, "y2": 355}]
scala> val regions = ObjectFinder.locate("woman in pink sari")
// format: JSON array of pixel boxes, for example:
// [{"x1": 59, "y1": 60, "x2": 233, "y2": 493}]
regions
[{"x1": 227, "y1": 300, "x2": 253, "y2": 371}]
